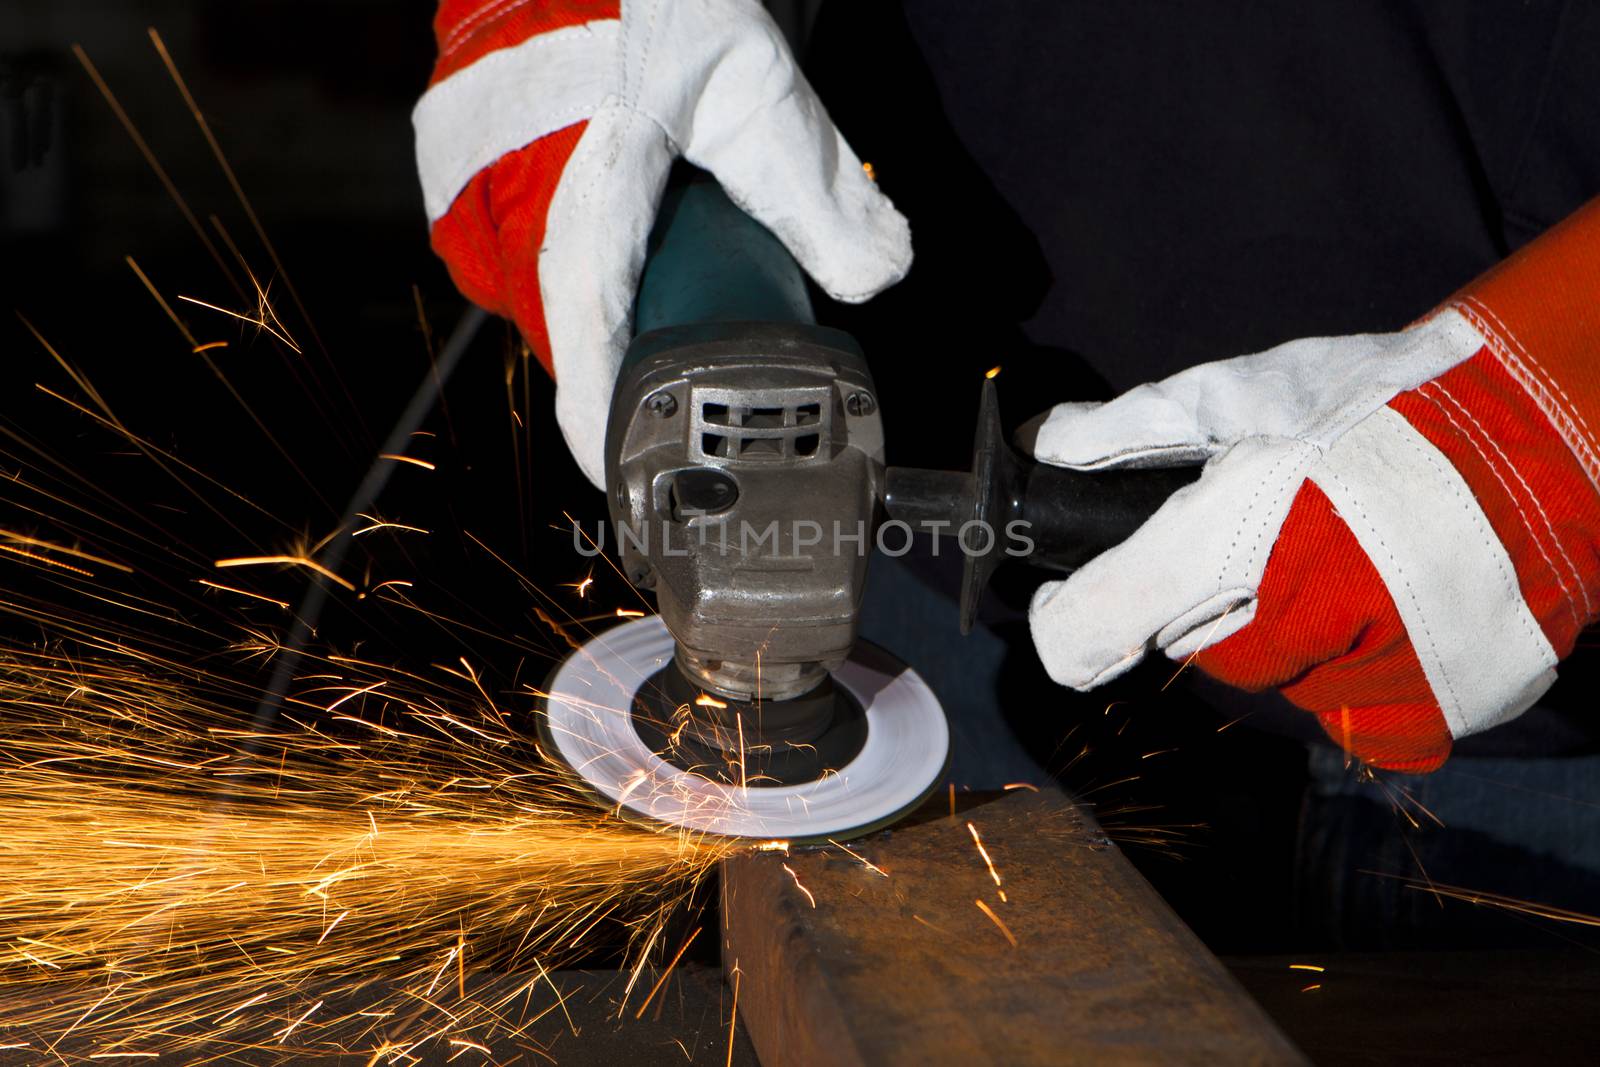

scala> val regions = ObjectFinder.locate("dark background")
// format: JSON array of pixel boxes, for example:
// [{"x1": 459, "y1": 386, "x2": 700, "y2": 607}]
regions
[{"x1": 0, "y1": 0, "x2": 605, "y2": 693}]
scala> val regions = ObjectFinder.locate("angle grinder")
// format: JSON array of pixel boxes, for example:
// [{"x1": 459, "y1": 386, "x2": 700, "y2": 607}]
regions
[{"x1": 539, "y1": 171, "x2": 1195, "y2": 841}]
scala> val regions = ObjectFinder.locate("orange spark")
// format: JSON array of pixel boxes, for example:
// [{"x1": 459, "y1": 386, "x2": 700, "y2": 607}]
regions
[
  {"x1": 274, "y1": 999, "x2": 322, "y2": 1043},
  {"x1": 215, "y1": 555, "x2": 355, "y2": 592},
  {"x1": 726, "y1": 962, "x2": 741, "y2": 1067},
  {"x1": 195, "y1": 579, "x2": 290, "y2": 610},
  {"x1": 974, "y1": 899, "x2": 1017, "y2": 947},
  {"x1": 1380, "y1": 875, "x2": 1600, "y2": 927},
  {"x1": 149, "y1": 25, "x2": 325, "y2": 358},
  {"x1": 634, "y1": 927, "x2": 702, "y2": 1020},
  {"x1": 0, "y1": 546, "x2": 94, "y2": 577},
  {"x1": 967, "y1": 821, "x2": 1003, "y2": 888},
  {"x1": 324, "y1": 682, "x2": 385, "y2": 712},
  {"x1": 1162, "y1": 606, "x2": 1235, "y2": 690},
  {"x1": 378, "y1": 454, "x2": 436, "y2": 471},
  {"x1": 737, "y1": 709, "x2": 748, "y2": 790},
  {"x1": 782, "y1": 864, "x2": 816, "y2": 908},
  {"x1": 457, "y1": 927, "x2": 467, "y2": 1001},
  {"x1": 176, "y1": 294, "x2": 301, "y2": 353},
  {"x1": 0, "y1": 529, "x2": 133, "y2": 573},
  {"x1": 364, "y1": 579, "x2": 414, "y2": 597},
  {"x1": 351, "y1": 515, "x2": 430, "y2": 537},
  {"x1": 315, "y1": 911, "x2": 349, "y2": 945},
  {"x1": 827, "y1": 839, "x2": 888, "y2": 878}
]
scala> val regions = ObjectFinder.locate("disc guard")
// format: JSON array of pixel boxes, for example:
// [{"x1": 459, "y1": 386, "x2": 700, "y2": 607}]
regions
[{"x1": 539, "y1": 616, "x2": 949, "y2": 840}]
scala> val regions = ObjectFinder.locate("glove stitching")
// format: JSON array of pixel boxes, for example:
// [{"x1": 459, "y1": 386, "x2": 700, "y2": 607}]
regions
[
  {"x1": 1457, "y1": 297, "x2": 1600, "y2": 492},
  {"x1": 1464, "y1": 294, "x2": 1598, "y2": 456},
  {"x1": 1421, "y1": 380, "x2": 1589, "y2": 623},
  {"x1": 542, "y1": 104, "x2": 641, "y2": 487},
  {"x1": 599, "y1": 102, "x2": 637, "y2": 171},
  {"x1": 1304, "y1": 321, "x2": 1464, "y2": 453},
  {"x1": 1465, "y1": 295, "x2": 1600, "y2": 476},
  {"x1": 1215, "y1": 441, "x2": 1308, "y2": 587},
  {"x1": 441, "y1": 106, "x2": 599, "y2": 216},
  {"x1": 625, "y1": 0, "x2": 664, "y2": 110},
  {"x1": 442, "y1": 0, "x2": 544, "y2": 59},
  {"x1": 1312, "y1": 461, "x2": 1465, "y2": 717},
  {"x1": 1335, "y1": 412, "x2": 1549, "y2": 718},
  {"x1": 620, "y1": 2, "x2": 691, "y2": 156},
  {"x1": 1391, "y1": 417, "x2": 1544, "y2": 657},
  {"x1": 416, "y1": 22, "x2": 627, "y2": 220}
]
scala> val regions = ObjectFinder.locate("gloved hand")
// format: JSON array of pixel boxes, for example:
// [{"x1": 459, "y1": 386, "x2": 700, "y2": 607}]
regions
[
  {"x1": 1025, "y1": 199, "x2": 1600, "y2": 772},
  {"x1": 414, "y1": 0, "x2": 912, "y2": 488}
]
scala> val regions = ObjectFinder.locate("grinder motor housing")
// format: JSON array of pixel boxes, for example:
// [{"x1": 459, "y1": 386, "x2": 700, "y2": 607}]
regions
[{"x1": 605, "y1": 322, "x2": 884, "y2": 704}]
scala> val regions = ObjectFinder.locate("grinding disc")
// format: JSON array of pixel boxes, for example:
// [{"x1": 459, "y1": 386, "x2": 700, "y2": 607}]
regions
[{"x1": 540, "y1": 616, "x2": 949, "y2": 840}]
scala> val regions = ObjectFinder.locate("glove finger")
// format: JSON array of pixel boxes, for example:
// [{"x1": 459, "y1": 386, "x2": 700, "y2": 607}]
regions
[
  {"x1": 1022, "y1": 315, "x2": 1488, "y2": 471},
  {"x1": 1021, "y1": 337, "x2": 1360, "y2": 471},
  {"x1": 542, "y1": 106, "x2": 676, "y2": 489},
  {"x1": 675, "y1": 13, "x2": 912, "y2": 303},
  {"x1": 1028, "y1": 437, "x2": 1314, "y2": 689}
]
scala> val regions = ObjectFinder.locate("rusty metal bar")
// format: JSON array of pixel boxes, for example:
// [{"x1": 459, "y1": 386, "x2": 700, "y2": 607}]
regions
[{"x1": 722, "y1": 787, "x2": 1305, "y2": 1066}]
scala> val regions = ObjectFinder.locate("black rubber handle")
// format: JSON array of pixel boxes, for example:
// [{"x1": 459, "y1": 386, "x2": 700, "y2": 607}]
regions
[
  {"x1": 1012, "y1": 461, "x2": 1200, "y2": 571},
  {"x1": 885, "y1": 380, "x2": 1201, "y2": 631}
]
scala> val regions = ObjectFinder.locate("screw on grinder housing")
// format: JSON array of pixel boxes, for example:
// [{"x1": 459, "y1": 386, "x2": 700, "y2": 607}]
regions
[{"x1": 604, "y1": 322, "x2": 884, "y2": 706}]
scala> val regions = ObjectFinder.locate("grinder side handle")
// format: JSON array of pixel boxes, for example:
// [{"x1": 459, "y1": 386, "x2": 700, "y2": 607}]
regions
[
  {"x1": 885, "y1": 379, "x2": 1203, "y2": 632},
  {"x1": 1013, "y1": 462, "x2": 1201, "y2": 573}
]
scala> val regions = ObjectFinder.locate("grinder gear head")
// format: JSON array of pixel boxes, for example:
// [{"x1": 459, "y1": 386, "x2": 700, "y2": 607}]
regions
[{"x1": 604, "y1": 323, "x2": 885, "y2": 704}]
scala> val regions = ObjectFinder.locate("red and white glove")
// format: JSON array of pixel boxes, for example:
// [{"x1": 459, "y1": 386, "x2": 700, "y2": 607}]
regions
[
  {"x1": 1025, "y1": 199, "x2": 1600, "y2": 773},
  {"x1": 414, "y1": 0, "x2": 912, "y2": 488}
]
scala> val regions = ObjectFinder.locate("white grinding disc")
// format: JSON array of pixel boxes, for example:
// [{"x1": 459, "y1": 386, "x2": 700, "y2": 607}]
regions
[{"x1": 541, "y1": 616, "x2": 949, "y2": 839}]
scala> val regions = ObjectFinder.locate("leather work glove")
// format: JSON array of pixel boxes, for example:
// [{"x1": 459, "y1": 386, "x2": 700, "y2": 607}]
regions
[
  {"x1": 1025, "y1": 199, "x2": 1600, "y2": 773},
  {"x1": 414, "y1": 0, "x2": 912, "y2": 488}
]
